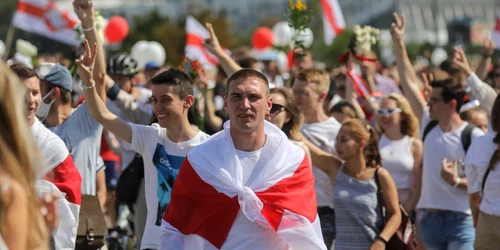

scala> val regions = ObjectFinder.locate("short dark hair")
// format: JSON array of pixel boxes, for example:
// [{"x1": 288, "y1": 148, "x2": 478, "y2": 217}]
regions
[
  {"x1": 226, "y1": 68, "x2": 269, "y2": 96},
  {"x1": 150, "y1": 69, "x2": 194, "y2": 99},
  {"x1": 431, "y1": 78, "x2": 466, "y2": 113},
  {"x1": 9, "y1": 64, "x2": 39, "y2": 80},
  {"x1": 238, "y1": 57, "x2": 258, "y2": 69}
]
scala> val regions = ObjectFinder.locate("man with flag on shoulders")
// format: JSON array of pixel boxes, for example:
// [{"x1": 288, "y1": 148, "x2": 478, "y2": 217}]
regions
[{"x1": 161, "y1": 68, "x2": 326, "y2": 250}]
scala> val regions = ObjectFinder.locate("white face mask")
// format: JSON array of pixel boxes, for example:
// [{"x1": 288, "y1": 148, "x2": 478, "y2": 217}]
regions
[{"x1": 36, "y1": 89, "x2": 54, "y2": 119}]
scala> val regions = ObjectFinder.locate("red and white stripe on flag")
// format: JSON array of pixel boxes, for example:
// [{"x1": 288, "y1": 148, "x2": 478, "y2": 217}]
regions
[
  {"x1": 12, "y1": 0, "x2": 80, "y2": 46},
  {"x1": 185, "y1": 16, "x2": 229, "y2": 68},
  {"x1": 321, "y1": 0, "x2": 345, "y2": 45},
  {"x1": 347, "y1": 68, "x2": 371, "y2": 99},
  {"x1": 492, "y1": 17, "x2": 500, "y2": 50}
]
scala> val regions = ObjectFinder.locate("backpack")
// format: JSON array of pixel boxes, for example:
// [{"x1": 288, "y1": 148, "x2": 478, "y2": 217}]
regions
[{"x1": 422, "y1": 120, "x2": 475, "y2": 153}]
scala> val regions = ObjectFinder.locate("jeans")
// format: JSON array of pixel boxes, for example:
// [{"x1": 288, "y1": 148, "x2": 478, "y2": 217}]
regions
[
  {"x1": 418, "y1": 209, "x2": 474, "y2": 250},
  {"x1": 318, "y1": 207, "x2": 336, "y2": 250}
]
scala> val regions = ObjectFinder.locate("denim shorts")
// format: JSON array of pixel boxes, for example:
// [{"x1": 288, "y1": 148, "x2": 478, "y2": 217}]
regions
[{"x1": 417, "y1": 209, "x2": 474, "y2": 250}]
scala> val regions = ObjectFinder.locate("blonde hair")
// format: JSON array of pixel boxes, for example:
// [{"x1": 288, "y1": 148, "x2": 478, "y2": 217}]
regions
[
  {"x1": 0, "y1": 61, "x2": 49, "y2": 249},
  {"x1": 342, "y1": 118, "x2": 381, "y2": 168},
  {"x1": 296, "y1": 68, "x2": 330, "y2": 93},
  {"x1": 377, "y1": 94, "x2": 420, "y2": 138}
]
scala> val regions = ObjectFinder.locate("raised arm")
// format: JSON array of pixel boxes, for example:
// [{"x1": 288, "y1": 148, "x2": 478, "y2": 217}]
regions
[
  {"x1": 391, "y1": 13, "x2": 427, "y2": 121},
  {"x1": 73, "y1": 0, "x2": 106, "y2": 102},
  {"x1": 453, "y1": 46, "x2": 498, "y2": 116},
  {"x1": 475, "y1": 40, "x2": 494, "y2": 81},
  {"x1": 203, "y1": 23, "x2": 241, "y2": 76},
  {"x1": 76, "y1": 40, "x2": 132, "y2": 143}
]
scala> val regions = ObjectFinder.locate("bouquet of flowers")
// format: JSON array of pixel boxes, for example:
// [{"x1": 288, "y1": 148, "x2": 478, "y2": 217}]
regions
[
  {"x1": 287, "y1": 0, "x2": 311, "y2": 50},
  {"x1": 350, "y1": 25, "x2": 380, "y2": 55},
  {"x1": 178, "y1": 57, "x2": 202, "y2": 80}
]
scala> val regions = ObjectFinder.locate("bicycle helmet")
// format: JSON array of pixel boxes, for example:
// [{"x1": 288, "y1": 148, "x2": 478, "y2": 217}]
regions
[{"x1": 107, "y1": 53, "x2": 139, "y2": 76}]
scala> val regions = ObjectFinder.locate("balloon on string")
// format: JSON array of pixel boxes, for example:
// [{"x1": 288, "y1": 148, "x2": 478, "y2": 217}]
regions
[
  {"x1": 272, "y1": 22, "x2": 294, "y2": 47},
  {"x1": 105, "y1": 16, "x2": 129, "y2": 44},
  {"x1": 131, "y1": 41, "x2": 166, "y2": 70},
  {"x1": 431, "y1": 47, "x2": 447, "y2": 66},
  {"x1": 294, "y1": 28, "x2": 314, "y2": 48},
  {"x1": 276, "y1": 51, "x2": 289, "y2": 72},
  {"x1": 251, "y1": 27, "x2": 273, "y2": 50}
]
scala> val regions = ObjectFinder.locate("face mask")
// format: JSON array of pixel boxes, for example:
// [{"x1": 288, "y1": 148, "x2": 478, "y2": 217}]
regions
[{"x1": 36, "y1": 89, "x2": 54, "y2": 119}]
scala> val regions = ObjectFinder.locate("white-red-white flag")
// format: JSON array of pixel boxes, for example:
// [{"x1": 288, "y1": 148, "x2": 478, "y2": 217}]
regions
[
  {"x1": 492, "y1": 17, "x2": 500, "y2": 50},
  {"x1": 185, "y1": 16, "x2": 230, "y2": 68},
  {"x1": 12, "y1": 0, "x2": 80, "y2": 46},
  {"x1": 321, "y1": 0, "x2": 345, "y2": 45},
  {"x1": 161, "y1": 121, "x2": 326, "y2": 250}
]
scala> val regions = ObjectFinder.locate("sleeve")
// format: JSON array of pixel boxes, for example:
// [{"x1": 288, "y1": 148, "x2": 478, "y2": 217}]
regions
[
  {"x1": 160, "y1": 220, "x2": 185, "y2": 250},
  {"x1": 466, "y1": 73, "x2": 497, "y2": 116},
  {"x1": 465, "y1": 139, "x2": 481, "y2": 194},
  {"x1": 471, "y1": 127, "x2": 485, "y2": 142},
  {"x1": 114, "y1": 90, "x2": 153, "y2": 125},
  {"x1": 74, "y1": 102, "x2": 103, "y2": 139},
  {"x1": 96, "y1": 156, "x2": 106, "y2": 172},
  {"x1": 124, "y1": 123, "x2": 159, "y2": 154}
]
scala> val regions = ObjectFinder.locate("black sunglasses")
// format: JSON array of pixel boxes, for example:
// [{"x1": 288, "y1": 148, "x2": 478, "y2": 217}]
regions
[{"x1": 270, "y1": 104, "x2": 287, "y2": 114}]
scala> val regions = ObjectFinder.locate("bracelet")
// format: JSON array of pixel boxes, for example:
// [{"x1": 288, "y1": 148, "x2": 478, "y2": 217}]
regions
[
  {"x1": 82, "y1": 22, "x2": 96, "y2": 32},
  {"x1": 453, "y1": 177, "x2": 461, "y2": 188},
  {"x1": 80, "y1": 80, "x2": 95, "y2": 90},
  {"x1": 376, "y1": 235, "x2": 388, "y2": 245},
  {"x1": 106, "y1": 83, "x2": 120, "y2": 100}
]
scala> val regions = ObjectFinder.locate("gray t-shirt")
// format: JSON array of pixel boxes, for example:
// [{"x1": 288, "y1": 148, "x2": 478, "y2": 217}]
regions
[{"x1": 47, "y1": 102, "x2": 104, "y2": 195}]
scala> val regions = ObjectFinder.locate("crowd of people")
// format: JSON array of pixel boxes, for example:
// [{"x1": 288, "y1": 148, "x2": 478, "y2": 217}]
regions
[{"x1": 1, "y1": 1, "x2": 500, "y2": 250}]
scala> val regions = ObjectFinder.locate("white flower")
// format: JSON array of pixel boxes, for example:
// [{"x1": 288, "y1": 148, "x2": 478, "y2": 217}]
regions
[{"x1": 16, "y1": 40, "x2": 37, "y2": 57}]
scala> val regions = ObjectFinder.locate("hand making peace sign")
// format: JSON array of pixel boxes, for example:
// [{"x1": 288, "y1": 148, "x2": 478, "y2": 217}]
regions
[{"x1": 75, "y1": 39, "x2": 98, "y2": 87}]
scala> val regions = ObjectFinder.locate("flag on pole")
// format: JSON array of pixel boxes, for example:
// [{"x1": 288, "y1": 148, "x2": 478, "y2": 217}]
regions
[
  {"x1": 185, "y1": 16, "x2": 229, "y2": 68},
  {"x1": 492, "y1": 17, "x2": 500, "y2": 49},
  {"x1": 346, "y1": 68, "x2": 372, "y2": 100},
  {"x1": 12, "y1": 0, "x2": 80, "y2": 46},
  {"x1": 321, "y1": 0, "x2": 345, "y2": 45}
]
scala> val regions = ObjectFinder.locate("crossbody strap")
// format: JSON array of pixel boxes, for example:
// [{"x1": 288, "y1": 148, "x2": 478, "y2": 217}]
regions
[{"x1": 374, "y1": 167, "x2": 386, "y2": 225}]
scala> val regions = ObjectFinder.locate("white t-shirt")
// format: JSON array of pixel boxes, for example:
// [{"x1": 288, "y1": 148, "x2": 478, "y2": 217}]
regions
[
  {"x1": 465, "y1": 133, "x2": 500, "y2": 216},
  {"x1": 47, "y1": 102, "x2": 104, "y2": 195},
  {"x1": 301, "y1": 117, "x2": 341, "y2": 208},
  {"x1": 126, "y1": 123, "x2": 210, "y2": 250},
  {"x1": 417, "y1": 108, "x2": 484, "y2": 213}
]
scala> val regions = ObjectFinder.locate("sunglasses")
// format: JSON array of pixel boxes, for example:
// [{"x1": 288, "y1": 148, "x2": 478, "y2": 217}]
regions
[
  {"x1": 376, "y1": 108, "x2": 402, "y2": 116},
  {"x1": 270, "y1": 104, "x2": 287, "y2": 115}
]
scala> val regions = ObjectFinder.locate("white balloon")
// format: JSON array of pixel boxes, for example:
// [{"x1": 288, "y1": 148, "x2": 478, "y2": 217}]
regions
[
  {"x1": 294, "y1": 28, "x2": 314, "y2": 48},
  {"x1": 272, "y1": 22, "x2": 294, "y2": 47},
  {"x1": 431, "y1": 47, "x2": 447, "y2": 66},
  {"x1": 0, "y1": 40, "x2": 5, "y2": 57},
  {"x1": 131, "y1": 41, "x2": 166, "y2": 70}
]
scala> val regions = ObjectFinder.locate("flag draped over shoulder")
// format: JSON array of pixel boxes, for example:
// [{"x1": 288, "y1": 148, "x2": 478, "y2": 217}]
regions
[
  {"x1": 12, "y1": 0, "x2": 80, "y2": 45},
  {"x1": 31, "y1": 118, "x2": 81, "y2": 250},
  {"x1": 162, "y1": 121, "x2": 326, "y2": 250}
]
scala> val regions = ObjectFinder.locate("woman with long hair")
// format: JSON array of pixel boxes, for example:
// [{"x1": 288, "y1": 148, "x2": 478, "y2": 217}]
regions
[
  {"x1": 266, "y1": 88, "x2": 311, "y2": 165},
  {"x1": 376, "y1": 94, "x2": 423, "y2": 213},
  {"x1": 298, "y1": 118, "x2": 401, "y2": 249},
  {"x1": 0, "y1": 61, "x2": 50, "y2": 249},
  {"x1": 465, "y1": 94, "x2": 500, "y2": 249}
]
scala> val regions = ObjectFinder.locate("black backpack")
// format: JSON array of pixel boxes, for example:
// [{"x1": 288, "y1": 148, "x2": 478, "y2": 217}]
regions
[{"x1": 422, "y1": 120, "x2": 475, "y2": 153}]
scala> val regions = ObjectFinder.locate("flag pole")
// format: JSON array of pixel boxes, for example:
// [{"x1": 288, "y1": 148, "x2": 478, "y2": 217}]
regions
[{"x1": 3, "y1": 25, "x2": 15, "y2": 61}]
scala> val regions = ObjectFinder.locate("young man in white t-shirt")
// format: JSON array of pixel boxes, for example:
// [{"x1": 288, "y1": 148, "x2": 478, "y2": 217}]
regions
[
  {"x1": 292, "y1": 68, "x2": 341, "y2": 248},
  {"x1": 76, "y1": 42, "x2": 210, "y2": 250}
]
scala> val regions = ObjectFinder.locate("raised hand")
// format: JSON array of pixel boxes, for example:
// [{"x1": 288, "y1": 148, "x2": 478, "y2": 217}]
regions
[
  {"x1": 73, "y1": 0, "x2": 94, "y2": 26},
  {"x1": 453, "y1": 46, "x2": 473, "y2": 76},
  {"x1": 421, "y1": 72, "x2": 433, "y2": 102},
  {"x1": 390, "y1": 12, "x2": 406, "y2": 43},
  {"x1": 441, "y1": 158, "x2": 458, "y2": 186},
  {"x1": 482, "y1": 39, "x2": 495, "y2": 58},
  {"x1": 75, "y1": 39, "x2": 97, "y2": 86},
  {"x1": 203, "y1": 23, "x2": 224, "y2": 57}
]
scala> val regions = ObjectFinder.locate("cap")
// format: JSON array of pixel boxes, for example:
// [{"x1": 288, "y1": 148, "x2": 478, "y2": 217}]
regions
[
  {"x1": 144, "y1": 61, "x2": 161, "y2": 71},
  {"x1": 38, "y1": 63, "x2": 73, "y2": 92}
]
